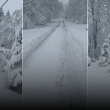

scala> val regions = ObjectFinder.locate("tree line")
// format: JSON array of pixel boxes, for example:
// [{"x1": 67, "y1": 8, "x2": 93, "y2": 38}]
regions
[
  {"x1": 64, "y1": 0, "x2": 87, "y2": 24},
  {"x1": 88, "y1": 0, "x2": 110, "y2": 59},
  {"x1": 0, "y1": 9, "x2": 22, "y2": 92},
  {"x1": 23, "y1": 0, "x2": 63, "y2": 29}
]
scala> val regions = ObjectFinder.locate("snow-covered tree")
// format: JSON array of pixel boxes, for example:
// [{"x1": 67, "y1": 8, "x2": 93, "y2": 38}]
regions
[
  {"x1": 0, "y1": 9, "x2": 22, "y2": 93},
  {"x1": 98, "y1": 35, "x2": 110, "y2": 66},
  {"x1": 6, "y1": 10, "x2": 22, "y2": 90},
  {"x1": 64, "y1": 0, "x2": 87, "y2": 24},
  {"x1": 6, "y1": 10, "x2": 11, "y2": 17},
  {"x1": 23, "y1": 0, "x2": 63, "y2": 29},
  {"x1": 7, "y1": 24, "x2": 22, "y2": 88},
  {"x1": 88, "y1": 0, "x2": 110, "y2": 59}
]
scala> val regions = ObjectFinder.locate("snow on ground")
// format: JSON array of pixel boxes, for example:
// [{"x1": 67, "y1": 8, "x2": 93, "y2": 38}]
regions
[
  {"x1": 23, "y1": 19, "x2": 60, "y2": 58},
  {"x1": 0, "y1": 72, "x2": 22, "y2": 109},
  {"x1": 0, "y1": 72, "x2": 9, "y2": 90},
  {"x1": 88, "y1": 62, "x2": 110, "y2": 109},
  {"x1": 23, "y1": 27, "x2": 51, "y2": 54},
  {"x1": 23, "y1": 21, "x2": 65, "y2": 109},
  {"x1": 64, "y1": 21, "x2": 87, "y2": 108},
  {"x1": 65, "y1": 21, "x2": 87, "y2": 69},
  {"x1": 23, "y1": 19, "x2": 87, "y2": 109}
]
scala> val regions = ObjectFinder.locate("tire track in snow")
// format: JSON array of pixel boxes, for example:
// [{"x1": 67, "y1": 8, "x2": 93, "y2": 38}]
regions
[
  {"x1": 65, "y1": 22, "x2": 87, "y2": 71},
  {"x1": 23, "y1": 21, "x2": 70, "y2": 109},
  {"x1": 54, "y1": 21, "x2": 87, "y2": 109},
  {"x1": 55, "y1": 21, "x2": 70, "y2": 109},
  {"x1": 63, "y1": 21, "x2": 87, "y2": 109},
  {"x1": 23, "y1": 20, "x2": 87, "y2": 109}
]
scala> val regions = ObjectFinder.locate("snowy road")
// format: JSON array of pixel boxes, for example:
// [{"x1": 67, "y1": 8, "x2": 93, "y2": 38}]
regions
[{"x1": 23, "y1": 20, "x2": 87, "y2": 109}]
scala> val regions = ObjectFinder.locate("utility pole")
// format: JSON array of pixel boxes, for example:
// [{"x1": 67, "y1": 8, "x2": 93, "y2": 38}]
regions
[{"x1": 0, "y1": 0, "x2": 8, "y2": 22}]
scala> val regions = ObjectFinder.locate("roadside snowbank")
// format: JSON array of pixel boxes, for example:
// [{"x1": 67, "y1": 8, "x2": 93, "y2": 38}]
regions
[
  {"x1": 88, "y1": 62, "x2": 110, "y2": 108},
  {"x1": 23, "y1": 20, "x2": 60, "y2": 58}
]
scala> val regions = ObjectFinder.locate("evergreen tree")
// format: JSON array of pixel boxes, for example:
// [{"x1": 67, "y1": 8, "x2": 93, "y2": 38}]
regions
[
  {"x1": 64, "y1": 0, "x2": 87, "y2": 24},
  {"x1": 98, "y1": 35, "x2": 110, "y2": 66},
  {"x1": 6, "y1": 10, "x2": 10, "y2": 16},
  {"x1": 88, "y1": 0, "x2": 110, "y2": 59},
  {"x1": 0, "y1": 9, "x2": 22, "y2": 93},
  {"x1": 23, "y1": 0, "x2": 63, "y2": 29}
]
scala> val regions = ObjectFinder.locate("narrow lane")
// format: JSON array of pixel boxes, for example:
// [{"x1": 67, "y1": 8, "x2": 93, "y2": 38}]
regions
[
  {"x1": 23, "y1": 20, "x2": 87, "y2": 109},
  {"x1": 23, "y1": 21, "x2": 67, "y2": 109}
]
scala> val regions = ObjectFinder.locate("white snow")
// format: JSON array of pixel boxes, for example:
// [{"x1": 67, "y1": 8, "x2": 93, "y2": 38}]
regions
[
  {"x1": 88, "y1": 62, "x2": 110, "y2": 108},
  {"x1": 0, "y1": 10, "x2": 22, "y2": 108},
  {"x1": 0, "y1": 72, "x2": 9, "y2": 90},
  {"x1": 23, "y1": 20, "x2": 87, "y2": 109},
  {"x1": 0, "y1": 72, "x2": 22, "y2": 108},
  {"x1": 64, "y1": 21, "x2": 87, "y2": 108},
  {"x1": 24, "y1": 21, "x2": 65, "y2": 109},
  {"x1": 23, "y1": 19, "x2": 60, "y2": 57}
]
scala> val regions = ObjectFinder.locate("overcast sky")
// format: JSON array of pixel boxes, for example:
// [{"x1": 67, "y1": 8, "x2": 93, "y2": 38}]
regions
[
  {"x1": 0, "y1": 0, "x2": 22, "y2": 15},
  {"x1": 59, "y1": 0, "x2": 69, "y2": 4}
]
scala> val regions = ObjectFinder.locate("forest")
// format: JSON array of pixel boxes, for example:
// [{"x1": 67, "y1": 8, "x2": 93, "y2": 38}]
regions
[
  {"x1": 23, "y1": 0, "x2": 87, "y2": 29},
  {"x1": 0, "y1": 8, "x2": 22, "y2": 93},
  {"x1": 88, "y1": 0, "x2": 110, "y2": 67},
  {"x1": 23, "y1": 0, "x2": 63, "y2": 29},
  {"x1": 64, "y1": 0, "x2": 87, "y2": 24}
]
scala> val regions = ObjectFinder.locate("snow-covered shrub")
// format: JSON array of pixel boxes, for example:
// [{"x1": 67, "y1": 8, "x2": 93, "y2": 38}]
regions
[
  {"x1": 8, "y1": 68, "x2": 22, "y2": 87},
  {"x1": 98, "y1": 35, "x2": 110, "y2": 66},
  {"x1": 88, "y1": 56, "x2": 91, "y2": 66}
]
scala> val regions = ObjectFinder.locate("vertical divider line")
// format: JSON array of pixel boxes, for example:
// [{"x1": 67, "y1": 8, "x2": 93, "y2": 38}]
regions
[
  {"x1": 22, "y1": 0, "x2": 23, "y2": 109},
  {"x1": 87, "y1": 0, "x2": 89, "y2": 109}
]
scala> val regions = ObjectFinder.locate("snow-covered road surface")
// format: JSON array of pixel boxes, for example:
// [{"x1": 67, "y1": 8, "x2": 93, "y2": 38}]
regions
[
  {"x1": 23, "y1": 19, "x2": 61, "y2": 58},
  {"x1": 23, "y1": 20, "x2": 87, "y2": 109}
]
